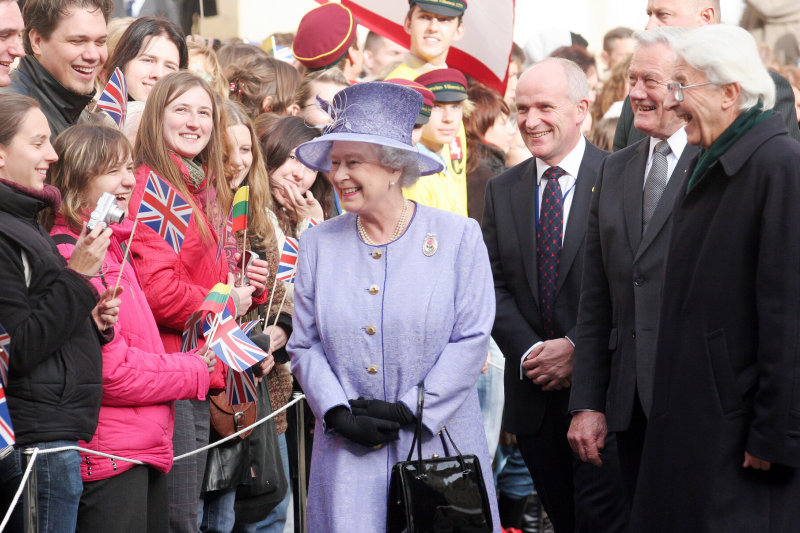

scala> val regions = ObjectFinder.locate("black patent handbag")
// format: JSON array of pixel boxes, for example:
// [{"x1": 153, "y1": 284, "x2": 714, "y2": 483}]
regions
[{"x1": 387, "y1": 384, "x2": 493, "y2": 532}]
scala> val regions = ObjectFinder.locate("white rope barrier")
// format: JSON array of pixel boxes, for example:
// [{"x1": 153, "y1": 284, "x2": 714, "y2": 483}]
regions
[
  {"x1": 0, "y1": 394, "x2": 307, "y2": 532},
  {"x1": 488, "y1": 360, "x2": 505, "y2": 372}
]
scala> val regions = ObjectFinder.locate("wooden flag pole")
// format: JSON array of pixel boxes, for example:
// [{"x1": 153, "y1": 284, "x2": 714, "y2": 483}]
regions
[
  {"x1": 271, "y1": 268, "x2": 296, "y2": 328},
  {"x1": 112, "y1": 220, "x2": 137, "y2": 296}
]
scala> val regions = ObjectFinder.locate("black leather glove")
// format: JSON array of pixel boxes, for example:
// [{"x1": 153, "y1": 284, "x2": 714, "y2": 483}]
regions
[
  {"x1": 349, "y1": 398, "x2": 415, "y2": 426},
  {"x1": 324, "y1": 406, "x2": 401, "y2": 447}
]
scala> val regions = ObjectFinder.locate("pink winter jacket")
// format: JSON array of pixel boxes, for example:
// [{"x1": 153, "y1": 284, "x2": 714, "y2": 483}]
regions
[{"x1": 51, "y1": 215, "x2": 211, "y2": 481}]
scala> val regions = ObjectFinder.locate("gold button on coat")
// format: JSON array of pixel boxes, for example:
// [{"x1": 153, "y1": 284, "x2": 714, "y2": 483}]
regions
[
  {"x1": 367, "y1": 365, "x2": 378, "y2": 374},
  {"x1": 372, "y1": 250, "x2": 382, "y2": 259},
  {"x1": 369, "y1": 285, "x2": 379, "y2": 295},
  {"x1": 366, "y1": 325, "x2": 377, "y2": 335}
]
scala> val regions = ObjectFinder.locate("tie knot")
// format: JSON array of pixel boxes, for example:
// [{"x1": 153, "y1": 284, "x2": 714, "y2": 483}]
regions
[
  {"x1": 543, "y1": 166, "x2": 566, "y2": 181},
  {"x1": 654, "y1": 140, "x2": 671, "y2": 156}
]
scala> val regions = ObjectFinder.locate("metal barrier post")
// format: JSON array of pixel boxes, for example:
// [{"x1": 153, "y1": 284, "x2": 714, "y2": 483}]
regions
[
  {"x1": 23, "y1": 449, "x2": 38, "y2": 533},
  {"x1": 293, "y1": 392, "x2": 307, "y2": 533}
]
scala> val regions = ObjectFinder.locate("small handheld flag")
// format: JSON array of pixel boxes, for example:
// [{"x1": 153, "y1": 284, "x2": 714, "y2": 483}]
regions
[
  {"x1": 181, "y1": 284, "x2": 236, "y2": 351},
  {"x1": 276, "y1": 237, "x2": 299, "y2": 282},
  {"x1": 227, "y1": 367, "x2": 258, "y2": 405},
  {"x1": 202, "y1": 307, "x2": 268, "y2": 373},
  {"x1": 0, "y1": 323, "x2": 9, "y2": 387},
  {"x1": 136, "y1": 172, "x2": 193, "y2": 254},
  {"x1": 0, "y1": 382, "x2": 15, "y2": 449},
  {"x1": 231, "y1": 186, "x2": 249, "y2": 233},
  {"x1": 97, "y1": 67, "x2": 128, "y2": 128}
]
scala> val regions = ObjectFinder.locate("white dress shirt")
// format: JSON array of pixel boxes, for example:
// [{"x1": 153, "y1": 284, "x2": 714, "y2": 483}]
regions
[{"x1": 643, "y1": 127, "x2": 687, "y2": 189}]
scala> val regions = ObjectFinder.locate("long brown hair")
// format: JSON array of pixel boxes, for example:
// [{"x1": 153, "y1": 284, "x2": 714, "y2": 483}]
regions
[
  {"x1": 258, "y1": 116, "x2": 333, "y2": 237},
  {"x1": 49, "y1": 125, "x2": 132, "y2": 232},
  {"x1": 227, "y1": 56, "x2": 300, "y2": 118},
  {"x1": 135, "y1": 71, "x2": 230, "y2": 241},
  {"x1": 223, "y1": 100, "x2": 277, "y2": 254},
  {"x1": 465, "y1": 84, "x2": 510, "y2": 174}
]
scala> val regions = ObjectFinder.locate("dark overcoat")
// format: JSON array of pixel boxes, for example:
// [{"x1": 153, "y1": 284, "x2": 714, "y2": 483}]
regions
[{"x1": 630, "y1": 114, "x2": 800, "y2": 532}]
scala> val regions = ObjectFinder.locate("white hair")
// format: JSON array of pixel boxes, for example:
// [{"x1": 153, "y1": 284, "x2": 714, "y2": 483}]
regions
[
  {"x1": 632, "y1": 26, "x2": 687, "y2": 51},
  {"x1": 378, "y1": 146, "x2": 421, "y2": 188},
  {"x1": 672, "y1": 25, "x2": 775, "y2": 111}
]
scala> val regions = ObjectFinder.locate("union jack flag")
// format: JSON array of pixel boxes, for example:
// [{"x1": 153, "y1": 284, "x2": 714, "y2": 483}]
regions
[
  {"x1": 137, "y1": 172, "x2": 193, "y2": 254},
  {"x1": 96, "y1": 67, "x2": 128, "y2": 128},
  {"x1": 0, "y1": 382, "x2": 14, "y2": 448},
  {"x1": 307, "y1": 218, "x2": 320, "y2": 230},
  {"x1": 239, "y1": 320, "x2": 260, "y2": 337},
  {"x1": 181, "y1": 318, "x2": 202, "y2": 352},
  {"x1": 203, "y1": 307, "x2": 267, "y2": 373},
  {"x1": 227, "y1": 367, "x2": 258, "y2": 405},
  {"x1": 276, "y1": 237, "x2": 299, "y2": 282},
  {"x1": 0, "y1": 323, "x2": 9, "y2": 387}
]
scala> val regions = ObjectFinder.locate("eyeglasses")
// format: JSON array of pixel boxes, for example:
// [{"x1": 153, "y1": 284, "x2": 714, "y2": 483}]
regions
[{"x1": 666, "y1": 81, "x2": 716, "y2": 102}]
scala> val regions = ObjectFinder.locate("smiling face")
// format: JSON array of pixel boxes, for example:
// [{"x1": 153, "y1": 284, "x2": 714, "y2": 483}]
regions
[
  {"x1": 515, "y1": 61, "x2": 588, "y2": 166},
  {"x1": 483, "y1": 113, "x2": 515, "y2": 154},
  {"x1": 30, "y1": 7, "x2": 108, "y2": 95},
  {"x1": 0, "y1": 108, "x2": 57, "y2": 190},
  {"x1": 403, "y1": 6, "x2": 464, "y2": 66},
  {"x1": 665, "y1": 57, "x2": 727, "y2": 149},
  {"x1": 269, "y1": 148, "x2": 317, "y2": 195},
  {"x1": 162, "y1": 86, "x2": 213, "y2": 158},
  {"x1": 630, "y1": 42, "x2": 685, "y2": 139},
  {"x1": 85, "y1": 153, "x2": 135, "y2": 216},
  {"x1": 420, "y1": 100, "x2": 462, "y2": 153},
  {"x1": 328, "y1": 141, "x2": 399, "y2": 215},
  {"x1": 123, "y1": 34, "x2": 180, "y2": 102},
  {"x1": 227, "y1": 124, "x2": 253, "y2": 188},
  {"x1": 0, "y1": 1, "x2": 25, "y2": 87}
]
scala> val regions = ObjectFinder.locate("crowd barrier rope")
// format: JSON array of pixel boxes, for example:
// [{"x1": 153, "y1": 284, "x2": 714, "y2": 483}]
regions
[{"x1": 0, "y1": 394, "x2": 308, "y2": 533}]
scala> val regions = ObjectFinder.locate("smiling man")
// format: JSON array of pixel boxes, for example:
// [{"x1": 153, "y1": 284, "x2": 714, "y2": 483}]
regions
[
  {"x1": 0, "y1": 0, "x2": 24, "y2": 87},
  {"x1": 1, "y1": 0, "x2": 112, "y2": 140},
  {"x1": 483, "y1": 58, "x2": 628, "y2": 533},
  {"x1": 567, "y1": 28, "x2": 699, "y2": 514}
]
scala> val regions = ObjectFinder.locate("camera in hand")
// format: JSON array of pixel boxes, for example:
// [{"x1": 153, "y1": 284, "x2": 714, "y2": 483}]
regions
[{"x1": 87, "y1": 192, "x2": 125, "y2": 231}]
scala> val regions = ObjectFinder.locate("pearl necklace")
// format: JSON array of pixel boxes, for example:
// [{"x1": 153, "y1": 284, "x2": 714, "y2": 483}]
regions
[{"x1": 357, "y1": 199, "x2": 411, "y2": 245}]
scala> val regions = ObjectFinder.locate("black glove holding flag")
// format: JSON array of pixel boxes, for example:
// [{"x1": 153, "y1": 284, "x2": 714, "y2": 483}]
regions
[
  {"x1": 324, "y1": 406, "x2": 401, "y2": 447},
  {"x1": 349, "y1": 398, "x2": 415, "y2": 426}
]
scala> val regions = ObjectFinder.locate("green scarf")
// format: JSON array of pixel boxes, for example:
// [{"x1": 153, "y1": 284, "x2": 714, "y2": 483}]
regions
[
  {"x1": 177, "y1": 153, "x2": 206, "y2": 188},
  {"x1": 687, "y1": 105, "x2": 773, "y2": 193}
]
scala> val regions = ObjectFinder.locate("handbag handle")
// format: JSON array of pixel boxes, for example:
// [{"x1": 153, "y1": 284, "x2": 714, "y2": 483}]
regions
[{"x1": 404, "y1": 383, "x2": 471, "y2": 475}]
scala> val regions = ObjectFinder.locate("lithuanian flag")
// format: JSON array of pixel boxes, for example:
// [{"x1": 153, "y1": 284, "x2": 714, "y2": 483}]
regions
[{"x1": 232, "y1": 186, "x2": 249, "y2": 232}]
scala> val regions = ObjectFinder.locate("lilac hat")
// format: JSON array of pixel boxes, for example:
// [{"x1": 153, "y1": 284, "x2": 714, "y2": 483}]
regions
[{"x1": 294, "y1": 82, "x2": 444, "y2": 176}]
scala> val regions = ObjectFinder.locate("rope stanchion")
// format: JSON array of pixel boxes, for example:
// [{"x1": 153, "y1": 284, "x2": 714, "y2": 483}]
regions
[
  {"x1": 0, "y1": 394, "x2": 308, "y2": 532},
  {"x1": 0, "y1": 448, "x2": 38, "y2": 532}
]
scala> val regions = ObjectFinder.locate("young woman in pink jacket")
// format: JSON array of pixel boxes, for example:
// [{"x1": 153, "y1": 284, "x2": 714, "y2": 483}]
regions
[{"x1": 47, "y1": 125, "x2": 215, "y2": 533}]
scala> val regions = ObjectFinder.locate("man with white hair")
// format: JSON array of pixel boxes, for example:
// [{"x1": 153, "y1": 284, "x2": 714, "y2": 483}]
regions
[
  {"x1": 612, "y1": 0, "x2": 800, "y2": 150},
  {"x1": 630, "y1": 24, "x2": 800, "y2": 531},
  {"x1": 567, "y1": 27, "x2": 699, "y2": 505}
]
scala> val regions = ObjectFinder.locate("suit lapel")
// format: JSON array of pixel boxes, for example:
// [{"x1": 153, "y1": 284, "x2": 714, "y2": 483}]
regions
[
  {"x1": 510, "y1": 159, "x2": 540, "y2": 302},
  {"x1": 555, "y1": 143, "x2": 603, "y2": 293},
  {"x1": 623, "y1": 140, "x2": 649, "y2": 254},
  {"x1": 635, "y1": 144, "x2": 699, "y2": 261}
]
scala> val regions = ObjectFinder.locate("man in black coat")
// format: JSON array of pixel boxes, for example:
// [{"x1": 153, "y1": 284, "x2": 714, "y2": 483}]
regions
[
  {"x1": 567, "y1": 27, "x2": 699, "y2": 502},
  {"x1": 483, "y1": 58, "x2": 627, "y2": 533},
  {"x1": 612, "y1": 0, "x2": 800, "y2": 151},
  {"x1": 630, "y1": 25, "x2": 800, "y2": 531}
]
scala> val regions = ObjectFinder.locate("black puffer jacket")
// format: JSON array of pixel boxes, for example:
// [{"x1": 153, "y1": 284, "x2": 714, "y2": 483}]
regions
[
  {"x1": 0, "y1": 55, "x2": 95, "y2": 141},
  {"x1": 0, "y1": 179, "x2": 104, "y2": 446}
]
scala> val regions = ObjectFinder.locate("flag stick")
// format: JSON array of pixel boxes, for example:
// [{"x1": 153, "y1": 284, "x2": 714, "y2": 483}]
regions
[
  {"x1": 271, "y1": 268, "x2": 296, "y2": 328},
  {"x1": 263, "y1": 273, "x2": 279, "y2": 329},
  {"x1": 112, "y1": 220, "x2": 137, "y2": 296}
]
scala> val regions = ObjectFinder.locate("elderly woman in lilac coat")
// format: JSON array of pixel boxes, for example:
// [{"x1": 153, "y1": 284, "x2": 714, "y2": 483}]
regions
[{"x1": 288, "y1": 81, "x2": 501, "y2": 532}]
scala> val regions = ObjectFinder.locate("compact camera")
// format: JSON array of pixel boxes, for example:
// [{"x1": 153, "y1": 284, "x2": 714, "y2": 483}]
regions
[{"x1": 87, "y1": 192, "x2": 125, "y2": 231}]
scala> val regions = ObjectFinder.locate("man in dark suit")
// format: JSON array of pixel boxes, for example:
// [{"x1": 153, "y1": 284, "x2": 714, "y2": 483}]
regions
[
  {"x1": 483, "y1": 58, "x2": 627, "y2": 533},
  {"x1": 567, "y1": 27, "x2": 699, "y2": 502},
  {"x1": 612, "y1": 0, "x2": 800, "y2": 151}
]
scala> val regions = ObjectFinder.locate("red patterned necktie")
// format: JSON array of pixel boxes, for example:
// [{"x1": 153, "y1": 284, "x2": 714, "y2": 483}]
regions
[{"x1": 537, "y1": 166, "x2": 566, "y2": 339}]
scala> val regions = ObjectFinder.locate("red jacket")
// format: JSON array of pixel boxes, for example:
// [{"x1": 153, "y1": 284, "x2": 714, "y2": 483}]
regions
[
  {"x1": 51, "y1": 215, "x2": 211, "y2": 480},
  {"x1": 127, "y1": 157, "x2": 265, "y2": 388}
]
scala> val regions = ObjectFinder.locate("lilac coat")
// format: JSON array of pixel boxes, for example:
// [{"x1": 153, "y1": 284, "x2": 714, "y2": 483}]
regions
[{"x1": 289, "y1": 204, "x2": 501, "y2": 532}]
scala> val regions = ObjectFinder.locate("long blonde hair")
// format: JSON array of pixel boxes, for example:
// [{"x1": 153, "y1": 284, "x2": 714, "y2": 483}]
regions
[
  {"x1": 135, "y1": 71, "x2": 231, "y2": 241},
  {"x1": 223, "y1": 100, "x2": 277, "y2": 254}
]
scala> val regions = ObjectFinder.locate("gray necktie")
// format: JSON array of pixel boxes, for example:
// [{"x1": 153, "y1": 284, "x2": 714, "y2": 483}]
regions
[{"x1": 643, "y1": 140, "x2": 671, "y2": 231}]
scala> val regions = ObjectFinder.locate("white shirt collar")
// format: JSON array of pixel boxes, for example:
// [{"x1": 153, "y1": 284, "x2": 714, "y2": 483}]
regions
[
  {"x1": 648, "y1": 127, "x2": 687, "y2": 161},
  {"x1": 536, "y1": 136, "x2": 587, "y2": 185}
]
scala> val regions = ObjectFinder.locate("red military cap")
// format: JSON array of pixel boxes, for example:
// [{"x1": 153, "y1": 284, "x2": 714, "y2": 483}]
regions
[
  {"x1": 293, "y1": 3, "x2": 358, "y2": 71},
  {"x1": 415, "y1": 68, "x2": 468, "y2": 102},
  {"x1": 385, "y1": 78, "x2": 434, "y2": 125},
  {"x1": 409, "y1": 0, "x2": 467, "y2": 17}
]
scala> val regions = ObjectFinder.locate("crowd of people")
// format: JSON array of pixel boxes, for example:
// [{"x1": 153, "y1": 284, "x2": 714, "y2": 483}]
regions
[{"x1": 1, "y1": 0, "x2": 800, "y2": 532}]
